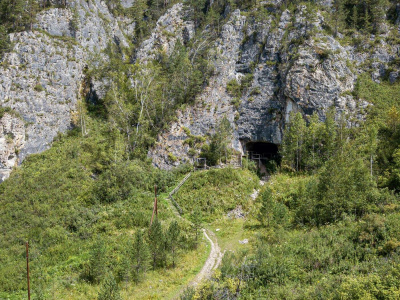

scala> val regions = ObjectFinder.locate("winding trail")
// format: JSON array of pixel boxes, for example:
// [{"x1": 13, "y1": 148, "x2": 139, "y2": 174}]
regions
[
  {"x1": 188, "y1": 229, "x2": 223, "y2": 287},
  {"x1": 169, "y1": 171, "x2": 267, "y2": 297},
  {"x1": 167, "y1": 174, "x2": 224, "y2": 298}
]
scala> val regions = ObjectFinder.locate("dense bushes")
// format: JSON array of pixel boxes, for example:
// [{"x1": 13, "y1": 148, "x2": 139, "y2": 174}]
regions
[
  {"x1": 191, "y1": 210, "x2": 400, "y2": 299},
  {"x1": 92, "y1": 160, "x2": 175, "y2": 203},
  {"x1": 0, "y1": 118, "x2": 190, "y2": 296}
]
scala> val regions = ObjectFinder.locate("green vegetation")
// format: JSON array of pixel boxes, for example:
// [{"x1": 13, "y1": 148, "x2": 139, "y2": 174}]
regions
[
  {"x1": 175, "y1": 168, "x2": 259, "y2": 220},
  {"x1": 2, "y1": 0, "x2": 400, "y2": 299},
  {"x1": 34, "y1": 83, "x2": 44, "y2": 92},
  {"x1": 200, "y1": 116, "x2": 234, "y2": 166},
  {"x1": 190, "y1": 172, "x2": 400, "y2": 299},
  {"x1": 184, "y1": 79, "x2": 400, "y2": 299},
  {"x1": 0, "y1": 118, "x2": 196, "y2": 298},
  {"x1": 0, "y1": 2, "x2": 254, "y2": 298}
]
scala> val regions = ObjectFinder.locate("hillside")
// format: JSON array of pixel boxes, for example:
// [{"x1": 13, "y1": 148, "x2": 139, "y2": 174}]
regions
[{"x1": 1, "y1": 0, "x2": 400, "y2": 299}]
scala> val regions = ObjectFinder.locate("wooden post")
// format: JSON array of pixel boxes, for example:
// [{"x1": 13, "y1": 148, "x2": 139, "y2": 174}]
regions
[{"x1": 26, "y1": 242, "x2": 30, "y2": 300}]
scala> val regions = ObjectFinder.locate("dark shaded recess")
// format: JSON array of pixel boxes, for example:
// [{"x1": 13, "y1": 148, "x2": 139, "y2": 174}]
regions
[{"x1": 245, "y1": 142, "x2": 279, "y2": 159}]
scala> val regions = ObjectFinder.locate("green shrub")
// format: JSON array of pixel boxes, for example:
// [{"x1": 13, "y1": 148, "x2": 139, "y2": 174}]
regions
[
  {"x1": 168, "y1": 152, "x2": 178, "y2": 163},
  {"x1": 34, "y1": 84, "x2": 45, "y2": 92},
  {"x1": 226, "y1": 79, "x2": 241, "y2": 97}
]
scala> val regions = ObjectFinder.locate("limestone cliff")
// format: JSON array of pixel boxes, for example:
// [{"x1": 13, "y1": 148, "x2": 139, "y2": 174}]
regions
[
  {"x1": 148, "y1": 3, "x2": 400, "y2": 169},
  {"x1": 0, "y1": 0, "x2": 133, "y2": 180},
  {"x1": 1, "y1": 0, "x2": 399, "y2": 176}
]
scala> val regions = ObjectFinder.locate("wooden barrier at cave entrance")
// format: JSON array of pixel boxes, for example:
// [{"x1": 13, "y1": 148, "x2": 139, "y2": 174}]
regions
[{"x1": 194, "y1": 154, "x2": 243, "y2": 171}]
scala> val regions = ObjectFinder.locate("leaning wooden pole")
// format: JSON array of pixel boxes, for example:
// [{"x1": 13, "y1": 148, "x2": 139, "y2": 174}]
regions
[{"x1": 26, "y1": 242, "x2": 30, "y2": 300}]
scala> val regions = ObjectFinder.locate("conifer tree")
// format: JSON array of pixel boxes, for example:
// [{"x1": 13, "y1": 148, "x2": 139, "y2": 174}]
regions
[
  {"x1": 167, "y1": 220, "x2": 180, "y2": 268},
  {"x1": 148, "y1": 218, "x2": 166, "y2": 269},
  {"x1": 27, "y1": 0, "x2": 39, "y2": 31},
  {"x1": 132, "y1": 229, "x2": 149, "y2": 281},
  {"x1": 88, "y1": 238, "x2": 107, "y2": 284},
  {"x1": 0, "y1": 25, "x2": 10, "y2": 57},
  {"x1": 129, "y1": 0, "x2": 148, "y2": 41},
  {"x1": 332, "y1": 0, "x2": 346, "y2": 36},
  {"x1": 258, "y1": 187, "x2": 274, "y2": 227},
  {"x1": 191, "y1": 207, "x2": 202, "y2": 247},
  {"x1": 305, "y1": 113, "x2": 323, "y2": 170},
  {"x1": 363, "y1": 5, "x2": 372, "y2": 33},
  {"x1": 323, "y1": 108, "x2": 337, "y2": 161},
  {"x1": 98, "y1": 272, "x2": 122, "y2": 300},
  {"x1": 282, "y1": 112, "x2": 306, "y2": 171},
  {"x1": 350, "y1": 5, "x2": 358, "y2": 30}
]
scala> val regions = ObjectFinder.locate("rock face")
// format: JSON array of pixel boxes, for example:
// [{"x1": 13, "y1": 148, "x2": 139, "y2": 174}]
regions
[
  {"x1": 136, "y1": 3, "x2": 195, "y2": 62},
  {"x1": 149, "y1": 4, "x2": 400, "y2": 170},
  {"x1": 1, "y1": 0, "x2": 399, "y2": 175},
  {"x1": 149, "y1": 9, "x2": 246, "y2": 169},
  {"x1": 0, "y1": 0, "x2": 133, "y2": 181},
  {"x1": 0, "y1": 113, "x2": 25, "y2": 181}
]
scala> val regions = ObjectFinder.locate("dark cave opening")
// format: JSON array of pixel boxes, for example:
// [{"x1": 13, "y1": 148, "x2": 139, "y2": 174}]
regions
[
  {"x1": 244, "y1": 142, "x2": 279, "y2": 159},
  {"x1": 242, "y1": 142, "x2": 281, "y2": 174}
]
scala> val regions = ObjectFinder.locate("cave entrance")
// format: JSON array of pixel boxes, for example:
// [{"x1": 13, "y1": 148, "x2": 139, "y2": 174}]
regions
[
  {"x1": 245, "y1": 142, "x2": 279, "y2": 159},
  {"x1": 242, "y1": 141, "x2": 280, "y2": 174}
]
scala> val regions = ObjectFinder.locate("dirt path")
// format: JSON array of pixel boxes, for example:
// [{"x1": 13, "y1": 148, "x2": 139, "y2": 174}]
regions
[{"x1": 188, "y1": 229, "x2": 223, "y2": 287}]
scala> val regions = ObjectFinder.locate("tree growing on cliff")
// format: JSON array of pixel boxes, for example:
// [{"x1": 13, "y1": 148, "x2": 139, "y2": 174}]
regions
[
  {"x1": 201, "y1": 116, "x2": 233, "y2": 166},
  {"x1": 282, "y1": 112, "x2": 306, "y2": 172},
  {"x1": 0, "y1": 25, "x2": 9, "y2": 57}
]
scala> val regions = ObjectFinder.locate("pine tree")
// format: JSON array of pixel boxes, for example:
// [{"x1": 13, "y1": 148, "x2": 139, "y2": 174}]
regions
[
  {"x1": 258, "y1": 187, "x2": 274, "y2": 227},
  {"x1": 282, "y1": 112, "x2": 306, "y2": 172},
  {"x1": 129, "y1": 0, "x2": 148, "y2": 42},
  {"x1": 0, "y1": 25, "x2": 10, "y2": 57},
  {"x1": 98, "y1": 272, "x2": 122, "y2": 300},
  {"x1": 167, "y1": 221, "x2": 180, "y2": 268},
  {"x1": 88, "y1": 238, "x2": 107, "y2": 284},
  {"x1": 132, "y1": 229, "x2": 149, "y2": 281},
  {"x1": 350, "y1": 5, "x2": 358, "y2": 30},
  {"x1": 332, "y1": 0, "x2": 346, "y2": 36},
  {"x1": 202, "y1": 116, "x2": 233, "y2": 165},
  {"x1": 365, "y1": 125, "x2": 378, "y2": 177},
  {"x1": 370, "y1": 0, "x2": 389, "y2": 33},
  {"x1": 322, "y1": 108, "x2": 337, "y2": 161},
  {"x1": 148, "y1": 218, "x2": 166, "y2": 269},
  {"x1": 27, "y1": 0, "x2": 39, "y2": 31},
  {"x1": 305, "y1": 113, "x2": 323, "y2": 170},
  {"x1": 191, "y1": 207, "x2": 202, "y2": 247},
  {"x1": 363, "y1": 5, "x2": 372, "y2": 33}
]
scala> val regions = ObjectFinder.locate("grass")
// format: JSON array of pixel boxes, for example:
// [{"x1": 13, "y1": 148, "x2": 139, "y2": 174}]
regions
[
  {"x1": 175, "y1": 168, "x2": 259, "y2": 221},
  {"x1": 43, "y1": 237, "x2": 210, "y2": 300},
  {"x1": 208, "y1": 218, "x2": 253, "y2": 253},
  {"x1": 124, "y1": 239, "x2": 210, "y2": 300},
  {"x1": 356, "y1": 73, "x2": 400, "y2": 123},
  {"x1": 0, "y1": 118, "x2": 192, "y2": 299}
]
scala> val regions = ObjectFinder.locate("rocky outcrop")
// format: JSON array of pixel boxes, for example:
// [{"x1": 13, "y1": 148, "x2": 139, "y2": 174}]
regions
[
  {"x1": 136, "y1": 3, "x2": 194, "y2": 62},
  {"x1": 0, "y1": 0, "x2": 133, "y2": 180},
  {"x1": 149, "y1": 9, "x2": 246, "y2": 169},
  {"x1": 0, "y1": 113, "x2": 25, "y2": 181},
  {"x1": 149, "y1": 4, "x2": 400, "y2": 170}
]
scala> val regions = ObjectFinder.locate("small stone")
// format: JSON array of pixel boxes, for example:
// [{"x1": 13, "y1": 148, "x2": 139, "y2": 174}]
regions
[
  {"x1": 216, "y1": 228, "x2": 220, "y2": 232},
  {"x1": 239, "y1": 239, "x2": 249, "y2": 244},
  {"x1": 389, "y1": 72, "x2": 399, "y2": 84}
]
